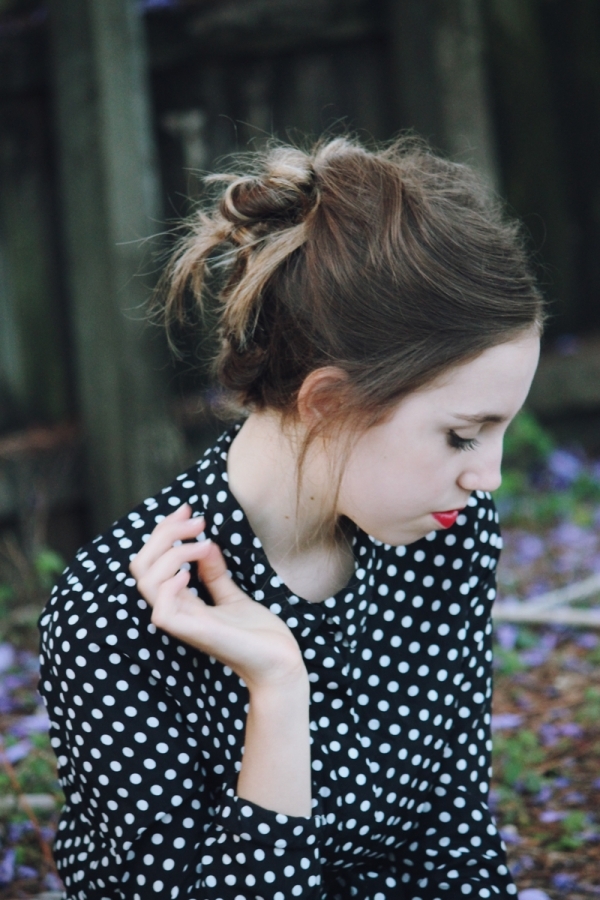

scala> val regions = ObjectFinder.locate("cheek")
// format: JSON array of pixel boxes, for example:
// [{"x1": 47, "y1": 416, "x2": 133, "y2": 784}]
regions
[{"x1": 342, "y1": 446, "x2": 425, "y2": 511}]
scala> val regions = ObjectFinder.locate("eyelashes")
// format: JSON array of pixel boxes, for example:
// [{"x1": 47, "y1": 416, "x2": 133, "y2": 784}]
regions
[{"x1": 447, "y1": 430, "x2": 480, "y2": 452}]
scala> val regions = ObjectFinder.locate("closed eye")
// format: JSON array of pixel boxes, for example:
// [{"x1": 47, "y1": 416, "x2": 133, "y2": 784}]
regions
[{"x1": 447, "y1": 430, "x2": 480, "y2": 452}]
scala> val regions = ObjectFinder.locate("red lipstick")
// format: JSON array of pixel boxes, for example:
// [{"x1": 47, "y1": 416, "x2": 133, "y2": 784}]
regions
[{"x1": 431, "y1": 510, "x2": 460, "y2": 528}]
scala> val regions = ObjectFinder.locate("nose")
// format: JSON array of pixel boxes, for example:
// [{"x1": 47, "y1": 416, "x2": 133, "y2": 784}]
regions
[{"x1": 457, "y1": 443, "x2": 503, "y2": 494}]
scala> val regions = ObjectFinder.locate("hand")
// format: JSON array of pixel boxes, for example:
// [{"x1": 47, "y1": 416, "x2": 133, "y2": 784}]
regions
[{"x1": 129, "y1": 504, "x2": 307, "y2": 693}]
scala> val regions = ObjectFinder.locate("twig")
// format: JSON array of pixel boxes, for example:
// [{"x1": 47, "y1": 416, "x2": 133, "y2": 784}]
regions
[
  {"x1": 493, "y1": 605, "x2": 600, "y2": 627},
  {"x1": 521, "y1": 573, "x2": 600, "y2": 613},
  {"x1": 493, "y1": 572, "x2": 600, "y2": 627}
]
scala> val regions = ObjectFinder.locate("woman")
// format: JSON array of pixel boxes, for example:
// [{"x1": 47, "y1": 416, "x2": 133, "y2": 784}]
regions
[{"x1": 39, "y1": 136, "x2": 543, "y2": 900}]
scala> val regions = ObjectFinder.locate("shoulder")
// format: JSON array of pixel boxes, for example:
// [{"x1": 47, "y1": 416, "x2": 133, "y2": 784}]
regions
[{"x1": 40, "y1": 427, "x2": 238, "y2": 629}]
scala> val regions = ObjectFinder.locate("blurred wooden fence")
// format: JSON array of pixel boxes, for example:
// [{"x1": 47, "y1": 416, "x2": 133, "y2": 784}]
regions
[{"x1": 0, "y1": 0, "x2": 599, "y2": 534}]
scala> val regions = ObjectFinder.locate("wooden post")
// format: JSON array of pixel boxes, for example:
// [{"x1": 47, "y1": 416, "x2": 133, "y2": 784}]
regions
[
  {"x1": 48, "y1": 0, "x2": 185, "y2": 531},
  {"x1": 0, "y1": 101, "x2": 70, "y2": 431},
  {"x1": 484, "y1": 0, "x2": 575, "y2": 330},
  {"x1": 388, "y1": 0, "x2": 499, "y2": 188}
]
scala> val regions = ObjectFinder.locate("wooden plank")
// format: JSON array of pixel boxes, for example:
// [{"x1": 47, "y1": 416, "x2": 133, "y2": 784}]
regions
[
  {"x1": 146, "y1": 0, "x2": 380, "y2": 65},
  {"x1": 0, "y1": 16, "x2": 46, "y2": 94},
  {"x1": 433, "y1": 0, "x2": 499, "y2": 185},
  {"x1": 47, "y1": 0, "x2": 185, "y2": 531},
  {"x1": 387, "y1": 0, "x2": 499, "y2": 187}
]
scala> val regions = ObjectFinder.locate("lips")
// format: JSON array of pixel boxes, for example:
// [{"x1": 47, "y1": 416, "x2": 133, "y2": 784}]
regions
[{"x1": 431, "y1": 510, "x2": 461, "y2": 528}]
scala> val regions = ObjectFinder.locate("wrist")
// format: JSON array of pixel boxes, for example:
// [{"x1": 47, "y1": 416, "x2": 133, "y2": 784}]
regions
[{"x1": 248, "y1": 666, "x2": 309, "y2": 706}]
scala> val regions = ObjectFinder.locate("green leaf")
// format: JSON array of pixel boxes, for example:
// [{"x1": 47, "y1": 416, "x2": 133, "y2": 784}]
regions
[{"x1": 34, "y1": 549, "x2": 65, "y2": 591}]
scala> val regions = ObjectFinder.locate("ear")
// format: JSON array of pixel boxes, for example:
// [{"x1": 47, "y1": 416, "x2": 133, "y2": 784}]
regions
[{"x1": 296, "y1": 367, "x2": 349, "y2": 429}]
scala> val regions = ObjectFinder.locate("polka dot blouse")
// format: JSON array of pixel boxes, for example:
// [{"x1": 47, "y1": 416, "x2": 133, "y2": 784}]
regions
[{"x1": 39, "y1": 426, "x2": 516, "y2": 900}]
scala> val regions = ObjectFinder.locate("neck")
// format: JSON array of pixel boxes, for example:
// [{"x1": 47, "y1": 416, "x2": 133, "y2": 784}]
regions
[{"x1": 227, "y1": 412, "x2": 354, "y2": 602}]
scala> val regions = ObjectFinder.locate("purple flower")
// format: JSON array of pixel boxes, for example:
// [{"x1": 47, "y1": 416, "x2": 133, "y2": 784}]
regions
[
  {"x1": 491, "y1": 713, "x2": 523, "y2": 731},
  {"x1": 548, "y1": 449, "x2": 583, "y2": 486},
  {"x1": 16, "y1": 865, "x2": 38, "y2": 879},
  {"x1": 44, "y1": 871, "x2": 65, "y2": 890},
  {"x1": 18, "y1": 650, "x2": 41, "y2": 674},
  {"x1": 564, "y1": 790, "x2": 585, "y2": 803},
  {"x1": 510, "y1": 855, "x2": 535, "y2": 877},
  {"x1": 551, "y1": 521, "x2": 588, "y2": 548},
  {"x1": 495, "y1": 623, "x2": 519, "y2": 651},
  {"x1": 500, "y1": 825, "x2": 522, "y2": 844},
  {"x1": 579, "y1": 829, "x2": 600, "y2": 842},
  {"x1": 0, "y1": 689, "x2": 17, "y2": 714},
  {"x1": 552, "y1": 873, "x2": 578, "y2": 890},
  {"x1": 0, "y1": 644, "x2": 15, "y2": 673},
  {"x1": 40, "y1": 825, "x2": 56, "y2": 842},
  {"x1": 0, "y1": 849, "x2": 15, "y2": 885},
  {"x1": 9, "y1": 710, "x2": 49, "y2": 737},
  {"x1": 525, "y1": 581, "x2": 550, "y2": 600},
  {"x1": 577, "y1": 632, "x2": 599, "y2": 649},
  {"x1": 540, "y1": 724, "x2": 559, "y2": 746},
  {"x1": 558, "y1": 722, "x2": 583, "y2": 739},
  {"x1": 520, "y1": 648, "x2": 549, "y2": 667},
  {"x1": 540, "y1": 631, "x2": 559, "y2": 650},
  {"x1": 554, "y1": 777, "x2": 571, "y2": 788},
  {"x1": 488, "y1": 789, "x2": 500, "y2": 811},
  {"x1": 562, "y1": 656, "x2": 592, "y2": 674},
  {"x1": 518, "y1": 890, "x2": 551, "y2": 900},
  {"x1": 1, "y1": 738, "x2": 32, "y2": 764},
  {"x1": 515, "y1": 534, "x2": 545, "y2": 565},
  {"x1": 8, "y1": 821, "x2": 34, "y2": 842},
  {"x1": 539, "y1": 809, "x2": 566, "y2": 823},
  {"x1": 535, "y1": 785, "x2": 553, "y2": 803}
]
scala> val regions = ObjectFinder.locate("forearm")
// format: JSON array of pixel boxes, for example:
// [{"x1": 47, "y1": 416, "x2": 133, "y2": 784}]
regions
[{"x1": 237, "y1": 674, "x2": 312, "y2": 816}]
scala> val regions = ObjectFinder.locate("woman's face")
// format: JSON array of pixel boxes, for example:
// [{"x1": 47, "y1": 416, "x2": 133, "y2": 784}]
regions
[{"x1": 336, "y1": 330, "x2": 541, "y2": 546}]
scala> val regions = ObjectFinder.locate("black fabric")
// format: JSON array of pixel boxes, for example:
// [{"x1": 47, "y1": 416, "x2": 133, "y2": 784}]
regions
[{"x1": 39, "y1": 426, "x2": 516, "y2": 900}]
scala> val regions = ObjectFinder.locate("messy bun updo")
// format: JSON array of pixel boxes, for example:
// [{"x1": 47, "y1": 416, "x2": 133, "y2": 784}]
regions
[{"x1": 163, "y1": 136, "x2": 544, "y2": 433}]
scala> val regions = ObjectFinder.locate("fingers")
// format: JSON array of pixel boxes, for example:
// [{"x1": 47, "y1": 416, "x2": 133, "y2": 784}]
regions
[
  {"x1": 135, "y1": 539, "x2": 213, "y2": 605},
  {"x1": 130, "y1": 503, "x2": 247, "y2": 613},
  {"x1": 150, "y1": 568, "x2": 196, "y2": 632},
  {"x1": 196, "y1": 541, "x2": 242, "y2": 606},
  {"x1": 130, "y1": 504, "x2": 205, "y2": 579}
]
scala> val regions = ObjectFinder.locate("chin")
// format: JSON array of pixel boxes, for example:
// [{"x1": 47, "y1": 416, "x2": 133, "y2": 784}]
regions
[{"x1": 368, "y1": 523, "x2": 431, "y2": 548}]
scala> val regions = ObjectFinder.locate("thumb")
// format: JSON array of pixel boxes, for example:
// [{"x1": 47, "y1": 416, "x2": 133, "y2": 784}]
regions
[{"x1": 197, "y1": 540, "x2": 241, "y2": 606}]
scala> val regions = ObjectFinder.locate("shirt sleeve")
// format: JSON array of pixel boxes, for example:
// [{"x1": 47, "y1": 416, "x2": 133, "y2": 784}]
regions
[
  {"x1": 39, "y1": 528, "x2": 325, "y2": 899},
  {"x1": 397, "y1": 493, "x2": 517, "y2": 900}
]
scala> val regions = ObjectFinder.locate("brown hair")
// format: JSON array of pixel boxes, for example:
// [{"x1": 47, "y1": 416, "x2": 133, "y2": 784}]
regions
[{"x1": 163, "y1": 136, "x2": 544, "y2": 436}]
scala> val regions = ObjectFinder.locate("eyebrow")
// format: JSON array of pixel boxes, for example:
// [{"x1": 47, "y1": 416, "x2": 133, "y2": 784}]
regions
[{"x1": 450, "y1": 413, "x2": 508, "y2": 425}]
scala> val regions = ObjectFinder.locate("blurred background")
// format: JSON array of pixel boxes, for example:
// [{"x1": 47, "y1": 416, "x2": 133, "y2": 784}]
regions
[
  {"x1": 0, "y1": 0, "x2": 599, "y2": 550},
  {"x1": 1, "y1": 3, "x2": 600, "y2": 896}
]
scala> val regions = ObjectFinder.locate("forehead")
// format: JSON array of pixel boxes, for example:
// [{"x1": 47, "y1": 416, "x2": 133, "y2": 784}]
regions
[{"x1": 407, "y1": 333, "x2": 541, "y2": 418}]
